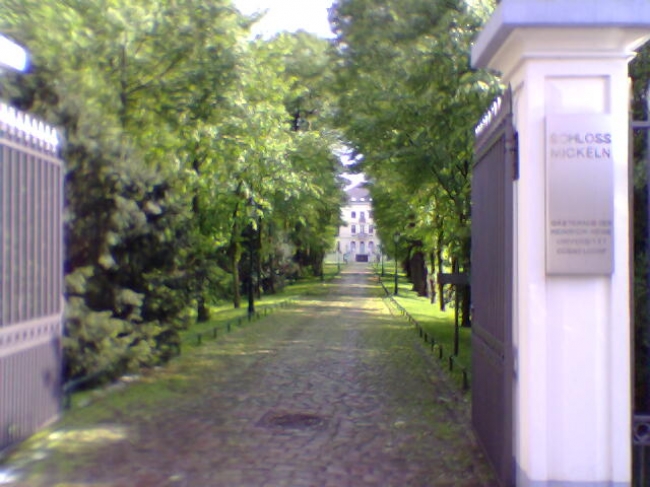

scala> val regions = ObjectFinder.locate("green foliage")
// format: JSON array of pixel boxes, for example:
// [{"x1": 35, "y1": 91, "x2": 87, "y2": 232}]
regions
[
  {"x1": 330, "y1": 0, "x2": 499, "y2": 262},
  {"x1": 60, "y1": 141, "x2": 196, "y2": 380},
  {"x1": 0, "y1": 2, "x2": 344, "y2": 382},
  {"x1": 0, "y1": 0, "x2": 243, "y2": 381},
  {"x1": 329, "y1": 0, "x2": 498, "y2": 312}
]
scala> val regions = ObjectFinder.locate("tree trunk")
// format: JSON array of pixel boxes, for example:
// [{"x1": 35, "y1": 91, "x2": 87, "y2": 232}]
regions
[
  {"x1": 229, "y1": 191, "x2": 243, "y2": 309},
  {"x1": 437, "y1": 246, "x2": 445, "y2": 311},
  {"x1": 409, "y1": 250, "x2": 428, "y2": 297},
  {"x1": 311, "y1": 248, "x2": 324, "y2": 278},
  {"x1": 230, "y1": 232, "x2": 241, "y2": 309},
  {"x1": 405, "y1": 246, "x2": 413, "y2": 280},
  {"x1": 462, "y1": 282, "x2": 471, "y2": 328},
  {"x1": 429, "y1": 251, "x2": 436, "y2": 304},
  {"x1": 197, "y1": 295, "x2": 210, "y2": 322},
  {"x1": 452, "y1": 258, "x2": 459, "y2": 325},
  {"x1": 266, "y1": 222, "x2": 276, "y2": 294},
  {"x1": 459, "y1": 211, "x2": 472, "y2": 327},
  {"x1": 255, "y1": 220, "x2": 262, "y2": 299},
  {"x1": 268, "y1": 254, "x2": 276, "y2": 294}
]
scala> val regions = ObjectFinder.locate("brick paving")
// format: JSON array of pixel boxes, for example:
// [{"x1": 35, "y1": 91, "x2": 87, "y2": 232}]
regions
[{"x1": 2, "y1": 264, "x2": 494, "y2": 486}]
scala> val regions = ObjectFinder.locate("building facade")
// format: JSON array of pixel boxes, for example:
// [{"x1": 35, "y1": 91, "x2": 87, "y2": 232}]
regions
[{"x1": 336, "y1": 185, "x2": 381, "y2": 262}]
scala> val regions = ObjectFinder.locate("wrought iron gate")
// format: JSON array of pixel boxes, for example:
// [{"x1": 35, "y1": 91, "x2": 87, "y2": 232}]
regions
[
  {"x1": 632, "y1": 99, "x2": 650, "y2": 487},
  {"x1": 0, "y1": 103, "x2": 63, "y2": 453},
  {"x1": 471, "y1": 88, "x2": 516, "y2": 487}
]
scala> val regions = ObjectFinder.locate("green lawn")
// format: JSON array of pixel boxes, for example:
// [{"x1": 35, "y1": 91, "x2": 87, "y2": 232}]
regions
[
  {"x1": 375, "y1": 266, "x2": 472, "y2": 391},
  {"x1": 179, "y1": 262, "x2": 345, "y2": 350}
]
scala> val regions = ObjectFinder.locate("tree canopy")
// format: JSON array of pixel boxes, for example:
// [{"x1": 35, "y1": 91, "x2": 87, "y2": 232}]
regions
[
  {"x1": 329, "y1": 0, "x2": 499, "y2": 313},
  {"x1": 0, "y1": 0, "x2": 344, "y2": 383}
]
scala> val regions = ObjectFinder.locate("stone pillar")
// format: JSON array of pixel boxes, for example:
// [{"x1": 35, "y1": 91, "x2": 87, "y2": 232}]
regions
[{"x1": 472, "y1": 2, "x2": 650, "y2": 486}]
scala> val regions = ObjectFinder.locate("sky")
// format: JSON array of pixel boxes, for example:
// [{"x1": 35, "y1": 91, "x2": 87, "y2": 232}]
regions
[{"x1": 233, "y1": 0, "x2": 335, "y2": 39}]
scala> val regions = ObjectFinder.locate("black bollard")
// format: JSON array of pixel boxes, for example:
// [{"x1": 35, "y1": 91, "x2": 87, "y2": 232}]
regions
[{"x1": 462, "y1": 370, "x2": 469, "y2": 391}]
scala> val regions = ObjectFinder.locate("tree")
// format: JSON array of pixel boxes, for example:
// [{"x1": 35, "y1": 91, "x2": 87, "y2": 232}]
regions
[
  {"x1": 0, "y1": 0, "x2": 247, "y2": 381},
  {"x1": 272, "y1": 32, "x2": 346, "y2": 276},
  {"x1": 1, "y1": 2, "x2": 345, "y2": 383},
  {"x1": 329, "y1": 0, "x2": 499, "y2": 321}
]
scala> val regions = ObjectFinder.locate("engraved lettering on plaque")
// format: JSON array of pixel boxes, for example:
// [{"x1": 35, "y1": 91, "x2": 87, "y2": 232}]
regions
[{"x1": 545, "y1": 115, "x2": 614, "y2": 275}]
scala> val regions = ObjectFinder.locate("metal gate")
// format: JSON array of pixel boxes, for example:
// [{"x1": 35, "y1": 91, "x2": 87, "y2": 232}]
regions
[
  {"x1": 471, "y1": 87, "x2": 516, "y2": 487},
  {"x1": 632, "y1": 96, "x2": 650, "y2": 487},
  {"x1": 0, "y1": 103, "x2": 63, "y2": 453}
]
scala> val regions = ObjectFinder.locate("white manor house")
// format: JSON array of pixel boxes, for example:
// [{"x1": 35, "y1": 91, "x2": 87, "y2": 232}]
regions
[{"x1": 336, "y1": 185, "x2": 382, "y2": 263}]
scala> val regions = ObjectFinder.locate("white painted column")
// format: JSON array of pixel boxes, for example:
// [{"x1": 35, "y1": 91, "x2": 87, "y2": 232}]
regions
[{"x1": 472, "y1": 2, "x2": 650, "y2": 486}]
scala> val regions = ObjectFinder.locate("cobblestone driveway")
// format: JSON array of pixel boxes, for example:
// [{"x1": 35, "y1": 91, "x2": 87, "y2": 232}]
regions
[{"x1": 3, "y1": 264, "x2": 494, "y2": 486}]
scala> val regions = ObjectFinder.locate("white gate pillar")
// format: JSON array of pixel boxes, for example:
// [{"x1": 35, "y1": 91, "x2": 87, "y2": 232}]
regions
[{"x1": 472, "y1": 2, "x2": 650, "y2": 486}]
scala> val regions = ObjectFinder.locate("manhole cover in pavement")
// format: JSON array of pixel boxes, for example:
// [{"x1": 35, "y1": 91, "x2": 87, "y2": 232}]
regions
[{"x1": 258, "y1": 411, "x2": 328, "y2": 430}]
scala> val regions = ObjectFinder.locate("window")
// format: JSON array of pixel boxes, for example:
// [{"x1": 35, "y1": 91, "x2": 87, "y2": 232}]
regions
[
  {"x1": 369, "y1": 211, "x2": 373, "y2": 219},
  {"x1": 351, "y1": 224, "x2": 356, "y2": 234},
  {"x1": 369, "y1": 225, "x2": 374, "y2": 234},
  {"x1": 360, "y1": 211, "x2": 365, "y2": 219},
  {"x1": 351, "y1": 211, "x2": 356, "y2": 219},
  {"x1": 360, "y1": 225, "x2": 365, "y2": 234}
]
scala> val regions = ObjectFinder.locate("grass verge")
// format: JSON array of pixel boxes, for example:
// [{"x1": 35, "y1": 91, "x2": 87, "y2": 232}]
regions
[{"x1": 375, "y1": 266, "x2": 472, "y2": 392}]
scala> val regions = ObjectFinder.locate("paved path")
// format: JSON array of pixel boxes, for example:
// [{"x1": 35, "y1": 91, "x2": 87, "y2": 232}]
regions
[{"x1": 4, "y1": 264, "x2": 494, "y2": 486}]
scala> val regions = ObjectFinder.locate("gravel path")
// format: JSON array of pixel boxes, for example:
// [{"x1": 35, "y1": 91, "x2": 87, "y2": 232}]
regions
[{"x1": 2, "y1": 264, "x2": 494, "y2": 486}]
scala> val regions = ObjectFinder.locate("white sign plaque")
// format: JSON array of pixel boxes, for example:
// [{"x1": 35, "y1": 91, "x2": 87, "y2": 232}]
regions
[{"x1": 545, "y1": 115, "x2": 614, "y2": 275}]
